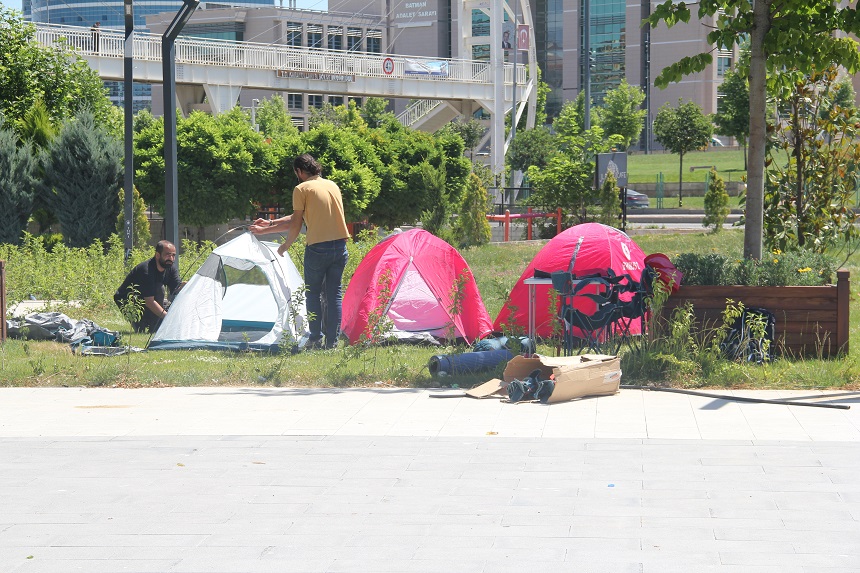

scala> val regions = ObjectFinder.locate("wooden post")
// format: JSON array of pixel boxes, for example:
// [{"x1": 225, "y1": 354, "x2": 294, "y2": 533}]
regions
[
  {"x1": 0, "y1": 260, "x2": 6, "y2": 343},
  {"x1": 527, "y1": 207, "x2": 533, "y2": 240},
  {"x1": 556, "y1": 207, "x2": 562, "y2": 235},
  {"x1": 504, "y1": 209, "x2": 511, "y2": 242},
  {"x1": 837, "y1": 269, "x2": 850, "y2": 355}
]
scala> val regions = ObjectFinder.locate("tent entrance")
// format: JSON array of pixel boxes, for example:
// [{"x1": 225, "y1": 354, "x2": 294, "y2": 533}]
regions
[
  {"x1": 387, "y1": 266, "x2": 455, "y2": 338},
  {"x1": 218, "y1": 265, "x2": 279, "y2": 342}
]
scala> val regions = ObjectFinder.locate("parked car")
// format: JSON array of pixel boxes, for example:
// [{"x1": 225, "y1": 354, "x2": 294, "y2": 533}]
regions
[
  {"x1": 711, "y1": 137, "x2": 725, "y2": 147},
  {"x1": 621, "y1": 188, "x2": 650, "y2": 209}
]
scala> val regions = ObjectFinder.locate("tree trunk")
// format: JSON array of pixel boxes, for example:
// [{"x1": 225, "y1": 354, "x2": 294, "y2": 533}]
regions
[
  {"x1": 679, "y1": 152, "x2": 684, "y2": 207},
  {"x1": 792, "y1": 95, "x2": 805, "y2": 248},
  {"x1": 744, "y1": 0, "x2": 772, "y2": 260}
]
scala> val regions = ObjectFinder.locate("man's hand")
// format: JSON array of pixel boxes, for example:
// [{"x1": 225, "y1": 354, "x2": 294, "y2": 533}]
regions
[
  {"x1": 277, "y1": 242, "x2": 290, "y2": 257},
  {"x1": 249, "y1": 218, "x2": 271, "y2": 235}
]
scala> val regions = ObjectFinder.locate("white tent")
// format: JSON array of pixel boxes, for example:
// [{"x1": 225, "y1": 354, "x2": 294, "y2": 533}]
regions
[{"x1": 148, "y1": 233, "x2": 307, "y2": 352}]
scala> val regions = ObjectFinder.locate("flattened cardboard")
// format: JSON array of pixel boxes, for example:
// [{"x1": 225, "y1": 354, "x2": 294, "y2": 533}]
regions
[
  {"x1": 465, "y1": 378, "x2": 507, "y2": 399},
  {"x1": 503, "y1": 354, "x2": 621, "y2": 404}
]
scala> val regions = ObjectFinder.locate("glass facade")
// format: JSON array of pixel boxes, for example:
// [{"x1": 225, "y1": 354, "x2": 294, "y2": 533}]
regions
[
  {"x1": 536, "y1": 0, "x2": 563, "y2": 117},
  {"x1": 587, "y1": 0, "x2": 625, "y2": 105},
  {"x1": 366, "y1": 30, "x2": 381, "y2": 53},
  {"x1": 328, "y1": 26, "x2": 342, "y2": 50},
  {"x1": 307, "y1": 24, "x2": 323, "y2": 48},
  {"x1": 347, "y1": 28, "x2": 362, "y2": 52}
]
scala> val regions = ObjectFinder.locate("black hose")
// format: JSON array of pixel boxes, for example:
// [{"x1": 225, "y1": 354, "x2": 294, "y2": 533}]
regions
[{"x1": 621, "y1": 385, "x2": 851, "y2": 410}]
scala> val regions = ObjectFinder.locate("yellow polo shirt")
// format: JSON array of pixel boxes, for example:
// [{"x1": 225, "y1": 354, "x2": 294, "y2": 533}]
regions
[{"x1": 293, "y1": 175, "x2": 350, "y2": 245}]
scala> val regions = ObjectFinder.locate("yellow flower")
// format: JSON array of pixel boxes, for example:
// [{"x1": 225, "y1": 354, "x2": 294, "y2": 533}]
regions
[
  {"x1": 798, "y1": 267, "x2": 812, "y2": 273},
  {"x1": 773, "y1": 258, "x2": 779, "y2": 263},
  {"x1": 772, "y1": 249, "x2": 782, "y2": 255}
]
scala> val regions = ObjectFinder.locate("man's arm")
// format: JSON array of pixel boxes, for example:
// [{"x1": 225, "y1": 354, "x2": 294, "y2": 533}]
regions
[
  {"x1": 143, "y1": 296, "x2": 168, "y2": 321},
  {"x1": 250, "y1": 215, "x2": 293, "y2": 235},
  {"x1": 277, "y1": 210, "x2": 303, "y2": 256}
]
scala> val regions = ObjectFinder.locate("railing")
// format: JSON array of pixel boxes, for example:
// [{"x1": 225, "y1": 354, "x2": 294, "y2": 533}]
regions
[
  {"x1": 487, "y1": 208, "x2": 562, "y2": 242},
  {"x1": 397, "y1": 100, "x2": 443, "y2": 127},
  {"x1": 34, "y1": 23, "x2": 526, "y2": 86}
]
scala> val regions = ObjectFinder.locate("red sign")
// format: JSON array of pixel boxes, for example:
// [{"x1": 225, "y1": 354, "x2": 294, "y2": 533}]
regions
[
  {"x1": 382, "y1": 57, "x2": 394, "y2": 75},
  {"x1": 517, "y1": 25, "x2": 530, "y2": 50}
]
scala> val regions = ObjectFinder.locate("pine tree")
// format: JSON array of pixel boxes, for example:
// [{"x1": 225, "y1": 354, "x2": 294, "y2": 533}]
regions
[
  {"x1": 453, "y1": 172, "x2": 492, "y2": 247},
  {"x1": 703, "y1": 169, "x2": 730, "y2": 233},
  {"x1": 0, "y1": 117, "x2": 37, "y2": 245},
  {"x1": 43, "y1": 110, "x2": 122, "y2": 247}
]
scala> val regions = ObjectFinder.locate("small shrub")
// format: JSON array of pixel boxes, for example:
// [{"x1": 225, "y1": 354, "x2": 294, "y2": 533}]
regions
[
  {"x1": 673, "y1": 251, "x2": 835, "y2": 286},
  {"x1": 702, "y1": 168, "x2": 729, "y2": 233}
]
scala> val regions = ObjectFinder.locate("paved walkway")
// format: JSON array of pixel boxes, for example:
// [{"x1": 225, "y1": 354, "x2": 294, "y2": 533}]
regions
[{"x1": 1, "y1": 386, "x2": 859, "y2": 572}]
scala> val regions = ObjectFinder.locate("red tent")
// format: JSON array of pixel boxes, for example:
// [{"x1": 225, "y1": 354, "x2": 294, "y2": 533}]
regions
[
  {"x1": 493, "y1": 223, "x2": 647, "y2": 337},
  {"x1": 342, "y1": 229, "x2": 493, "y2": 344}
]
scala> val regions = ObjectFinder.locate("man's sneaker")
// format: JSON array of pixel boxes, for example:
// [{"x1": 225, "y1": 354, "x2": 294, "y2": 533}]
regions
[{"x1": 304, "y1": 338, "x2": 325, "y2": 351}]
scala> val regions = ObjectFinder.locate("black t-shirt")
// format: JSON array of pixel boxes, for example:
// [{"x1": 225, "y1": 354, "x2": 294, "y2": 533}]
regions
[{"x1": 115, "y1": 257, "x2": 181, "y2": 308}]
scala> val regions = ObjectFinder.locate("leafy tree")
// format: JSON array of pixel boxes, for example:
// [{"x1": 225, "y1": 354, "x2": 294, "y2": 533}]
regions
[
  {"x1": 135, "y1": 108, "x2": 272, "y2": 238},
  {"x1": 114, "y1": 186, "x2": 151, "y2": 248},
  {"x1": 0, "y1": 117, "x2": 37, "y2": 245},
  {"x1": 43, "y1": 111, "x2": 123, "y2": 247},
  {"x1": 553, "y1": 93, "x2": 589, "y2": 139},
  {"x1": 453, "y1": 172, "x2": 492, "y2": 247},
  {"x1": 595, "y1": 80, "x2": 646, "y2": 150},
  {"x1": 714, "y1": 68, "x2": 750, "y2": 167},
  {"x1": 360, "y1": 97, "x2": 391, "y2": 128},
  {"x1": 0, "y1": 7, "x2": 113, "y2": 136},
  {"x1": 508, "y1": 125, "x2": 555, "y2": 172},
  {"x1": 17, "y1": 99, "x2": 58, "y2": 234},
  {"x1": 597, "y1": 171, "x2": 621, "y2": 227},
  {"x1": 653, "y1": 99, "x2": 712, "y2": 207},
  {"x1": 255, "y1": 95, "x2": 298, "y2": 140},
  {"x1": 649, "y1": 0, "x2": 860, "y2": 259},
  {"x1": 525, "y1": 148, "x2": 594, "y2": 226},
  {"x1": 764, "y1": 67, "x2": 860, "y2": 253},
  {"x1": 413, "y1": 161, "x2": 449, "y2": 235},
  {"x1": 441, "y1": 118, "x2": 485, "y2": 160},
  {"x1": 703, "y1": 169, "x2": 729, "y2": 233}
]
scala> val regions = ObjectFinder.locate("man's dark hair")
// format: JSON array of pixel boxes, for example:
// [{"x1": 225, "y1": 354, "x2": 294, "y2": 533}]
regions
[
  {"x1": 155, "y1": 240, "x2": 174, "y2": 254},
  {"x1": 294, "y1": 154, "x2": 322, "y2": 176}
]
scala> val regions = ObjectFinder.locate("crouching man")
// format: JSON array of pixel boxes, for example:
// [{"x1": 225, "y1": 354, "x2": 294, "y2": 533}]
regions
[{"x1": 114, "y1": 241, "x2": 184, "y2": 333}]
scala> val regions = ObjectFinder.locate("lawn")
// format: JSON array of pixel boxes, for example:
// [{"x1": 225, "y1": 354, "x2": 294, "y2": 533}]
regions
[
  {"x1": 627, "y1": 148, "x2": 747, "y2": 185},
  {"x1": 1, "y1": 229, "x2": 859, "y2": 389}
]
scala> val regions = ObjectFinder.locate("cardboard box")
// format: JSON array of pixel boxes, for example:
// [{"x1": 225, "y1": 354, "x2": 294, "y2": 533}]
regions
[{"x1": 466, "y1": 354, "x2": 621, "y2": 403}]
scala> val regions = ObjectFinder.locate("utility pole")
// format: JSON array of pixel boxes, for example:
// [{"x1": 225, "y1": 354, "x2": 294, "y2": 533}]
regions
[
  {"x1": 123, "y1": 0, "x2": 134, "y2": 263},
  {"x1": 509, "y1": 0, "x2": 519, "y2": 192},
  {"x1": 162, "y1": 0, "x2": 199, "y2": 266}
]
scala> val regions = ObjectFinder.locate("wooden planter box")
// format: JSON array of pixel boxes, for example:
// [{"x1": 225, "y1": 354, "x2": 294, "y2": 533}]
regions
[{"x1": 660, "y1": 269, "x2": 850, "y2": 358}]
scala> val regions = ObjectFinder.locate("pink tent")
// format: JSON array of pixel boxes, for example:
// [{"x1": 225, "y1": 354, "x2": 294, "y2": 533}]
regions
[
  {"x1": 342, "y1": 229, "x2": 493, "y2": 344},
  {"x1": 493, "y1": 223, "x2": 647, "y2": 338}
]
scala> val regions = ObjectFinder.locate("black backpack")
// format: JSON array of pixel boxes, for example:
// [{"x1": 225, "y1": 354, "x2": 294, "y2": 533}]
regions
[{"x1": 720, "y1": 307, "x2": 776, "y2": 364}]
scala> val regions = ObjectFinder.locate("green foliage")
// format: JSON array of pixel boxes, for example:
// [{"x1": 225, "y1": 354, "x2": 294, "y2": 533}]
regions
[
  {"x1": 255, "y1": 95, "x2": 299, "y2": 140},
  {"x1": 115, "y1": 187, "x2": 151, "y2": 249},
  {"x1": 308, "y1": 100, "x2": 366, "y2": 130},
  {"x1": 42, "y1": 110, "x2": 123, "y2": 248},
  {"x1": 653, "y1": 99, "x2": 713, "y2": 206},
  {"x1": 453, "y1": 172, "x2": 492, "y2": 248},
  {"x1": 597, "y1": 171, "x2": 621, "y2": 227},
  {"x1": 0, "y1": 7, "x2": 113, "y2": 135},
  {"x1": 594, "y1": 80, "x2": 646, "y2": 150},
  {"x1": 764, "y1": 67, "x2": 860, "y2": 254},
  {"x1": 702, "y1": 169, "x2": 730, "y2": 233},
  {"x1": 673, "y1": 251, "x2": 836, "y2": 286},
  {"x1": 17, "y1": 99, "x2": 56, "y2": 149},
  {"x1": 135, "y1": 109, "x2": 272, "y2": 230},
  {"x1": 359, "y1": 97, "x2": 391, "y2": 128},
  {"x1": 439, "y1": 118, "x2": 485, "y2": 159},
  {"x1": 413, "y1": 161, "x2": 449, "y2": 235},
  {"x1": 714, "y1": 68, "x2": 750, "y2": 146},
  {"x1": 0, "y1": 117, "x2": 37, "y2": 245},
  {"x1": 507, "y1": 125, "x2": 555, "y2": 172},
  {"x1": 553, "y1": 93, "x2": 588, "y2": 138}
]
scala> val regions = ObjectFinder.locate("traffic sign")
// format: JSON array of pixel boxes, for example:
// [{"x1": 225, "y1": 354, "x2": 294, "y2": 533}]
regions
[{"x1": 383, "y1": 57, "x2": 394, "y2": 75}]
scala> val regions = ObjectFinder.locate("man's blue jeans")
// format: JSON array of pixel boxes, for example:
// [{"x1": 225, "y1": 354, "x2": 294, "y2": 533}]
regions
[{"x1": 303, "y1": 239, "x2": 348, "y2": 348}]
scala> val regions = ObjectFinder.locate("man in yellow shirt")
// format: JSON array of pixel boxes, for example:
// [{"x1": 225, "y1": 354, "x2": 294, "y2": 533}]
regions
[{"x1": 251, "y1": 154, "x2": 349, "y2": 350}]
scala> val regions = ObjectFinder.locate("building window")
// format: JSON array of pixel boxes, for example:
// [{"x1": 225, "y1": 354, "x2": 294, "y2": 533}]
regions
[
  {"x1": 717, "y1": 52, "x2": 732, "y2": 77},
  {"x1": 287, "y1": 93, "x2": 303, "y2": 111},
  {"x1": 348, "y1": 96, "x2": 362, "y2": 107},
  {"x1": 308, "y1": 24, "x2": 323, "y2": 48},
  {"x1": 308, "y1": 94, "x2": 324, "y2": 109},
  {"x1": 347, "y1": 27, "x2": 363, "y2": 52},
  {"x1": 286, "y1": 22, "x2": 302, "y2": 47},
  {"x1": 367, "y1": 29, "x2": 381, "y2": 53},
  {"x1": 329, "y1": 96, "x2": 344, "y2": 107},
  {"x1": 328, "y1": 26, "x2": 343, "y2": 50}
]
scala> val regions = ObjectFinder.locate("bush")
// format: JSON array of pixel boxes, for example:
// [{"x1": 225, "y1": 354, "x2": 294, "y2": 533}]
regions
[{"x1": 672, "y1": 250, "x2": 836, "y2": 286}]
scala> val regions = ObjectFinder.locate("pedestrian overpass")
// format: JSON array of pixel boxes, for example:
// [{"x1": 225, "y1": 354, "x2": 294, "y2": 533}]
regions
[{"x1": 34, "y1": 22, "x2": 536, "y2": 174}]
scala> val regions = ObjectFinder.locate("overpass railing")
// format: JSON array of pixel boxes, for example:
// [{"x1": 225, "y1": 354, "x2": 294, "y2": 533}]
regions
[{"x1": 34, "y1": 23, "x2": 526, "y2": 86}]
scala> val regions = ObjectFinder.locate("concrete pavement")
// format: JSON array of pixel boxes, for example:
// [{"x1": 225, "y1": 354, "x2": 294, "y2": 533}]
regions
[{"x1": 1, "y1": 386, "x2": 859, "y2": 572}]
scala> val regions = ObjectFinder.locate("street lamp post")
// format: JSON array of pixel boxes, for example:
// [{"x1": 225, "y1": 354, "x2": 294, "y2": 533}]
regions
[
  {"x1": 162, "y1": 0, "x2": 199, "y2": 265},
  {"x1": 251, "y1": 98, "x2": 260, "y2": 132},
  {"x1": 123, "y1": 0, "x2": 134, "y2": 263}
]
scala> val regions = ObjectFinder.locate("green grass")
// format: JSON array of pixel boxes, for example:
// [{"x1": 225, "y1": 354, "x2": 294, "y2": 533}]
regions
[
  {"x1": 628, "y1": 148, "x2": 747, "y2": 185},
  {"x1": 2, "y1": 228, "x2": 859, "y2": 390}
]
